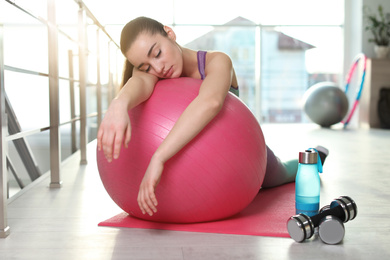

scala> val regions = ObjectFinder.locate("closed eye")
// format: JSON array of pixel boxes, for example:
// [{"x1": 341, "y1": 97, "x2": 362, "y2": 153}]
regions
[{"x1": 143, "y1": 50, "x2": 160, "y2": 73}]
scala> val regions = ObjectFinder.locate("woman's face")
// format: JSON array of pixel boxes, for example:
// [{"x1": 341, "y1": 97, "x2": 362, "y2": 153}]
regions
[{"x1": 126, "y1": 28, "x2": 183, "y2": 79}]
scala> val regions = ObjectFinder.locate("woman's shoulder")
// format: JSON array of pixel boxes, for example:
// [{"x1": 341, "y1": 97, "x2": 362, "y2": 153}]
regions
[
  {"x1": 204, "y1": 51, "x2": 233, "y2": 68},
  {"x1": 205, "y1": 51, "x2": 230, "y2": 59},
  {"x1": 184, "y1": 48, "x2": 230, "y2": 61},
  {"x1": 181, "y1": 48, "x2": 233, "y2": 78}
]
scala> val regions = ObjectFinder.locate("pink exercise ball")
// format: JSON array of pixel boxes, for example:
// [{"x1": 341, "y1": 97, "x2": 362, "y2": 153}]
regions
[{"x1": 97, "y1": 77, "x2": 267, "y2": 223}]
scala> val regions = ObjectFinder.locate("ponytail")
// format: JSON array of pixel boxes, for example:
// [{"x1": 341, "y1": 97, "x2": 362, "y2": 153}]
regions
[{"x1": 121, "y1": 59, "x2": 134, "y2": 88}]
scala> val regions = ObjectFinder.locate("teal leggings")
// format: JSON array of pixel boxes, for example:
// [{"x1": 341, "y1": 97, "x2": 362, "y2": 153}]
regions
[
  {"x1": 229, "y1": 89, "x2": 297, "y2": 188},
  {"x1": 261, "y1": 146, "x2": 298, "y2": 188}
]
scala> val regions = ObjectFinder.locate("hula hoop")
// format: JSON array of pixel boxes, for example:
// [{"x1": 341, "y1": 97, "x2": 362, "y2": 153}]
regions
[{"x1": 342, "y1": 53, "x2": 367, "y2": 128}]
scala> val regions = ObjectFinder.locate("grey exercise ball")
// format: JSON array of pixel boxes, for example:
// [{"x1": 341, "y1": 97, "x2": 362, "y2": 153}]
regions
[{"x1": 303, "y1": 82, "x2": 349, "y2": 127}]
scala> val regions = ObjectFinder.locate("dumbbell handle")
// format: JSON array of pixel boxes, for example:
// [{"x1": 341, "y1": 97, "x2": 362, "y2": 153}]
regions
[{"x1": 311, "y1": 205, "x2": 345, "y2": 227}]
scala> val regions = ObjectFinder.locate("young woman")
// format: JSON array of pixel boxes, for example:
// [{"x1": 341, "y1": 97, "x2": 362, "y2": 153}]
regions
[{"x1": 97, "y1": 17, "x2": 327, "y2": 217}]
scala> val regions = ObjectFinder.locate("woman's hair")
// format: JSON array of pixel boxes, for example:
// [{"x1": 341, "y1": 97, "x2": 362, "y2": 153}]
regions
[{"x1": 120, "y1": 17, "x2": 168, "y2": 87}]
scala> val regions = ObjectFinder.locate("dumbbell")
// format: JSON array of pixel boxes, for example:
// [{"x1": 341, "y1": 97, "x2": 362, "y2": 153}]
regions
[{"x1": 287, "y1": 196, "x2": 357, "y2": 244}]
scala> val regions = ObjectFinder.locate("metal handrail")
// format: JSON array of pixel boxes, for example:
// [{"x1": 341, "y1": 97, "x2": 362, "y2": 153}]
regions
[
  {"x1": 4, "y1": 0, "x2": 79, "y2": 44},
  {"x1": 5, "y1": 65, "x2": 113, "y2": 86},
  {"x1": 1, "y1": 0, "x2": 118, "y2": 143},
  {"x1": 73, "y1": 0, "x2": 120, "y2": 49},
  {"x1": 4, "y1": 65, "x2": 81, "y2": 82},
  {"x1": 0, "y1": 0, "x2": 121, "y2": 238},
  {"x1": 5, "y1": 111, "x2": 103, "y2": 142}
]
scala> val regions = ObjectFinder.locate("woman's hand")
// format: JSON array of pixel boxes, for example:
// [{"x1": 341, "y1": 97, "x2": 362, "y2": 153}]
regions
[
  {"x1": 137, "y1": 156, "x2": 164, "y2": 216},
  {"x1": 97, "y1": 73, "x2": 157, "y2": 162},
  {"x1": 97, "y1": 99, "x2": 132, "y2": 162}
]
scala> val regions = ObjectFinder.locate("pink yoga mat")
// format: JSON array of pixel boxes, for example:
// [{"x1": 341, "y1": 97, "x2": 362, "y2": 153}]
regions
[{"x1": 99, "y1": 182, "x2": 295, "y2": 237}]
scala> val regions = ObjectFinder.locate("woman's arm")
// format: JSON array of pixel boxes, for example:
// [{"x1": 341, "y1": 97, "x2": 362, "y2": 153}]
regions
[
  {"x1": 155, "y1": 52, "x2": 233, "y2": 161},
  {"x1": 97, "y1": 69, "x2": 158, "y2": 162},
  {"x1": 137, "y1": 52, "x2": 235, "y2": 216}
]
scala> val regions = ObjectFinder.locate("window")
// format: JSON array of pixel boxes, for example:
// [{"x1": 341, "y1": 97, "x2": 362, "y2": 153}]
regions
[
  {"x1": 84, "y1": 0, "x2": 344, "y2": 122},
  {"x1": 172, "y1": 0, "x2": 344, "y2": 122}
]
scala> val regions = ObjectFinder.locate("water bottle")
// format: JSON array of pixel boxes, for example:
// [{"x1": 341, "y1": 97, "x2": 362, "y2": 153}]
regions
[{"x1": 295, "y1": 148, "x2": 322, "y2": 217}]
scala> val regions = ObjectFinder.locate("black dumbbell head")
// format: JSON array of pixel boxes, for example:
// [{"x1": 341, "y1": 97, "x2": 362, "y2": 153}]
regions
[{"x1": 330, "y1": 196, "x2": 357, "y2": 223}]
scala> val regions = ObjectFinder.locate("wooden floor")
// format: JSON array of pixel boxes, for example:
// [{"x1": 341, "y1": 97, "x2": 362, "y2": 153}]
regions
[{"x1": 1, "y1": 124, "x2": 389, "y2": 259}]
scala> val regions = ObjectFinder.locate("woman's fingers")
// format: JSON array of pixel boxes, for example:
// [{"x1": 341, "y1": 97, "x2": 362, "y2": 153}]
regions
[
  {"x1": 98, "y1": 121, "x2": 131, "y2": 162},
  {"x1": 124, "y1": 124, "x2": 132, "y2": 148},
  {"x1": 138, "y1": 184, "x2": 158, "y2": 216},
  {"x1": 97, "y1": 128, "x2": 103, "y2": 151},
  {"x1": 112, "y1": 131, "x2": 124, "y2": 160},
  {"x1": 102, "y1": 130, "x2": 116, "y2": 162}
]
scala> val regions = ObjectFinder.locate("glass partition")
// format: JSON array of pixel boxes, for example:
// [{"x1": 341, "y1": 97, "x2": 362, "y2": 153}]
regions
[{"x1": 1, "y1": 0, "x2": 123, "y2": 197}]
